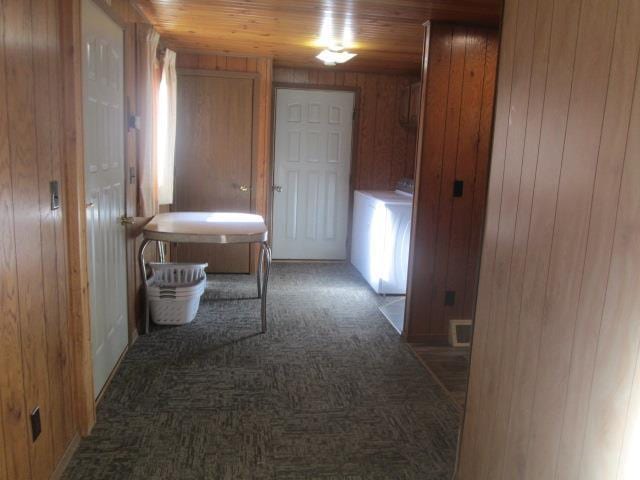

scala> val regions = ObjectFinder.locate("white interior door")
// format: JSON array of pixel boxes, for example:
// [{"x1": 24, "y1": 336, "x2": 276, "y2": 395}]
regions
[
  {"x1": 82, "y1": 0, "x2": 128, "y2": 398},
  {"x1": 272, "y1": 88, "x2": 354, "y2": 259}
]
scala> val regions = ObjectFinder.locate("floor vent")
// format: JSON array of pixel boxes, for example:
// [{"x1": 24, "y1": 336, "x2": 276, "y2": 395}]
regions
[{"x1": 449, "y1": 319, "x2": 472, "y2": 347}]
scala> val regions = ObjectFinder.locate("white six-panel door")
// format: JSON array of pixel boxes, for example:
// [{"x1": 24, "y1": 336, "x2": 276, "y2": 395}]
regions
[
  {"x1": 82, "y1": 0, "x2": 128, "y2": 398},
  {"x1": 272, "y1": 89, "x2": 354, "y2": 259}
]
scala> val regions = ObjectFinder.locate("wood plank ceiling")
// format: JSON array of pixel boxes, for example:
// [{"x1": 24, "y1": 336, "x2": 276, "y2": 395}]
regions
[{"x1": 135, "y1": 0, "x2": 502, "y2": 73}]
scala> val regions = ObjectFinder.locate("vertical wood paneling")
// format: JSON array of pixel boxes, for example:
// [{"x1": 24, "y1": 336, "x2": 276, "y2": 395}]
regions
[
  {"x1": 273, "y1": 67, "x2": 419, "y2": 190},
  {"x1": 356, "y1": 73, "x2": 378, "y2": 188},
  {"x1": 457, "y1": 0, "x2": 640, "y2": 478},
  {"x1": 462, "y1": 32, "x2": 498, "y2": 319},
  {"x1": 444, "y1": 29, "x2": 487, "y2": 328},
  {"x1": 559, "y1": 1, "x2": 640, "y2": 477},
  {"x1": 405, "y1": 24, "x2": 499, "y2": 345},
  {"x1": 471, "y1": 0, "x2": 541, "y2": 473},
  {"x1": 372, "y1": 75, "x2": 395, "y2": 188},
  {"x1": 406, "y1": 25, "x2": 452, "y2": 341},
  {"x1": 523, "y1": 0, "x2": 619, "y2": 477},
  {"x1": 500, "y1": 0, "x2": 583, "y2": 474},
  {"x1": 256, "y1": 56, "x2": 273, "y2": 230},
  {"x1": 428, "y1": 25, "x2": 466, "y2": 337},
  {"x1": 60, "y1": 0, "x2": 95, "y2": 441},
  {"x1": 4, "y1": 0, "x2": 56, "y2": 475},
  {"x1": 0, "y1": 0, "x2": 102, "y2": 476},
  {"x1": 31, "y1": 0, "x2": 75, "y2": 464},
  {"x1": 391, "y1": 77, "x2": 411, "y2": 182},
  {"x1": 475, "y1": 0, "x2": 553, "y2": 476},
  {"x1": 48, "y1": 0, "x2": 75, "y2": 452},
  {"x1": 0, "y1": 2, "x2": 32, "y2": 477},
  {"x1": 456, "y1": 0, "x2": 518, "y2": 474},
  {"x1": 579, "y1": 19, "x2": 640, "y2": 479}
]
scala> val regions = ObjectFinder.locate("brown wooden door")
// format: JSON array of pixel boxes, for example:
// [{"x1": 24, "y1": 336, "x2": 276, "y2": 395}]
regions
[{"x1": 174, "y1": 73, "x2": 255, "y2": 273}]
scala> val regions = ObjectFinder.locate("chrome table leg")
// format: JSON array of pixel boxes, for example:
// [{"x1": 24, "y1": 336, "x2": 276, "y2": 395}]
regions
[
  {"x1": 260, "y1": 241, "x2": 271, "y2": 333},
  {"x1": 158, "y1": 241, "x2": 166, "y2": 263},
  {"x1": 138, "y1": 238, "x2": 152, "y2": 334},
  {"x1": 257, "y1": 242, "x2": 265, "y2": 298}
]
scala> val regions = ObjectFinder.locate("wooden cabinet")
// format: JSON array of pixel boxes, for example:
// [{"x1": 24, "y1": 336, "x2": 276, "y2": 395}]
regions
[
  {"x1": 399, "y1": 81, "x2": 421, "y2": 128},
  {"x1": 405, "y1": 23, "x2": 499, "y2": 345}
]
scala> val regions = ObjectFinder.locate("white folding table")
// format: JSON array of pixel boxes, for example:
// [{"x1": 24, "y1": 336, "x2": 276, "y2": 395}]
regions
[{"x1": 139, "y1": 212, "x2": 271, "y2": 334}]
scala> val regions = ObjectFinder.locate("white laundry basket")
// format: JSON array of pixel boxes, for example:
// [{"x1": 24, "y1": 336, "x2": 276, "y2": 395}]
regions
[{"x1": 146, "y1": 263, "x2": 208, "y2": 326}]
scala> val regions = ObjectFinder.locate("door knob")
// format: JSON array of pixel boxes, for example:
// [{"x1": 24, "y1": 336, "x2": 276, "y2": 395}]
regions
[
  {"x1": 273, "y1": 185, "x2": 283, "y2": 193},
  {"x1": 120, "y1": 216, "x2": 135, "y2": 225},
  {"x1": 239, "y1": 185, "x2": 250, "y2": 192}
]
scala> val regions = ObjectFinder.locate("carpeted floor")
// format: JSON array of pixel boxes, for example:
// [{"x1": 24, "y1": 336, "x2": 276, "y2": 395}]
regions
[{"x1": 63, "y1": 263, "x2": 460, "y2": 480}]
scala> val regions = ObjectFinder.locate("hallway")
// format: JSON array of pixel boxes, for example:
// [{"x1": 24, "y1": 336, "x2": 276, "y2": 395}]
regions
[{"x1": 63, "y1": 263, "x2": 460, "y2": 479}]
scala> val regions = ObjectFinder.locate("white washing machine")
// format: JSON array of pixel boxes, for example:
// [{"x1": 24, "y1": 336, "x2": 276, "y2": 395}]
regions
[{"x1": 350, "y1": 188, "x2": 413, "y2": 294}]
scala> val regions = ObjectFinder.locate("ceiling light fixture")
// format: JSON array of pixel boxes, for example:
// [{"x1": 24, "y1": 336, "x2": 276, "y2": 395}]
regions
[{"x1": 316, "y1": 45, "x2": 357, "y2": 66}]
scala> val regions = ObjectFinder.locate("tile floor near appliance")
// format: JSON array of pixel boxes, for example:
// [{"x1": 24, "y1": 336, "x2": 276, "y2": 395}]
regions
[{"x1": 379, "y1": 296, "x2": 406, "y2": 334}]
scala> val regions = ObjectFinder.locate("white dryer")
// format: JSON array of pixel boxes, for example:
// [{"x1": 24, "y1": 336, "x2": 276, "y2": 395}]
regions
[{"x1": 350, "y1": 189, "x2": 413, "y2": 294}]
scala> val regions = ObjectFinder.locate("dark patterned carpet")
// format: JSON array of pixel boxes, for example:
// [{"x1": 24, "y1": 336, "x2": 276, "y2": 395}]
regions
[{"x1": 63, "y1": 263, "x2": 460, "y2": 480}]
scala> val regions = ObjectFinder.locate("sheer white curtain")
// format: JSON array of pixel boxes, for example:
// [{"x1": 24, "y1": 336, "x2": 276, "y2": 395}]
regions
[
  {"x1": 136, "y1": 24, "x2": 160, "y2": 217},
  {"x1": 157, "y1": 49, "x2": 177, "y2": 205}
]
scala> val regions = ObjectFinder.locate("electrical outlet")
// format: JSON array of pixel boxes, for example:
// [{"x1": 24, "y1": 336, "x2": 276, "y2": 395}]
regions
[
  {"x1": 453, "y1": 180, "x2": 464, "y2": 197},
  {"x1": 445, "y1": 290, "x2": 456, "y2": 306},
  {"x1": 30, "y1": 406, "x2": 41, "y2": 441}
]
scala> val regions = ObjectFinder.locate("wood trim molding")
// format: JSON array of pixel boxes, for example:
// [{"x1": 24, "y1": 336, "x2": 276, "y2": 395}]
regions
[
  {"x1": 177, "y1": 68, "x2": 260, "y2": 80},
  {"x1": 50, "y1": 433, "x2": 81, "y2": 480},
  {"x1": 406, "y1": 334, "x2": 450, "y2": 346},
  {"x1": 129, "y1": 0, "x2": 154, "y2": 25},
  {"x1": 175, "y1": 47, "x2": 274, "y2": 60},
  {"x1": 60, "y1": 0, "x2": 96, "y2": 436},
  {"x1": 403, "y1": 22, "x2": 431, "y2": 341},
  {"x1": 273, "y1": 82, "x2": 359, "y2": 93}
]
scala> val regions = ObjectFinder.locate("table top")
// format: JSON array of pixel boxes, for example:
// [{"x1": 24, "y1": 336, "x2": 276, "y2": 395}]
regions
[{"x1": 143, "y1": 212, "x2": 268, "y2": 244}]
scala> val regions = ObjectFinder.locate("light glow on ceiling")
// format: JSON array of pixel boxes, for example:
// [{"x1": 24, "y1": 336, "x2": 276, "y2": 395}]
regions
[{"x1": 314, "y1": 4, "x2": 357, "y2": 65}]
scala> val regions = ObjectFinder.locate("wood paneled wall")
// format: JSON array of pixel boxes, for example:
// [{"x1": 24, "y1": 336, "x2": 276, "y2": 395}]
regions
[
  {"x1": 274, "y1": 67, "x2": 419, "y2": 191},
  {"x1": 0, "y1": 0, "x2": 151, "y2": 477},
  {"x1": 405, "y1": 24, "x2": 498, "y2": 345},
  {"x1": 0, "y1": 0, "x2": 76, "y2": 478},
  {"x1": 457, "y1": 0, "x2": 640, "y2": 478},
  {"x1": 176, "y1": 53, "x2": 273, "y2": 223}
]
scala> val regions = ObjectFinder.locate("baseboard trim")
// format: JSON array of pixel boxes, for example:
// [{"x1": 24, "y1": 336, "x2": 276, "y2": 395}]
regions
[
  {"x1": 405, "y1": 333, "x2": 449, "y2": 345},
  {"x1": 130, "y1": 327, "x2": 139, "y2": 346},
  {"x1": 407, "y1": 345, "x2": 463, "y2": 413},
  {"x1": 50, "y1": 433, "x2": 81, "y2": 480},
  {"x1": 272, "y1": 259, "x2": 346, "y2": 263}
]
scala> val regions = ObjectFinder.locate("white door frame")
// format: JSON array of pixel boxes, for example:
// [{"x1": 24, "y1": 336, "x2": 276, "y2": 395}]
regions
[
  {"x1": 81, "y1": 0, "x2": 129, "y2": 400},
  {"x1": 270, "y1": 84, "x2": 359, "y2": 260}
]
